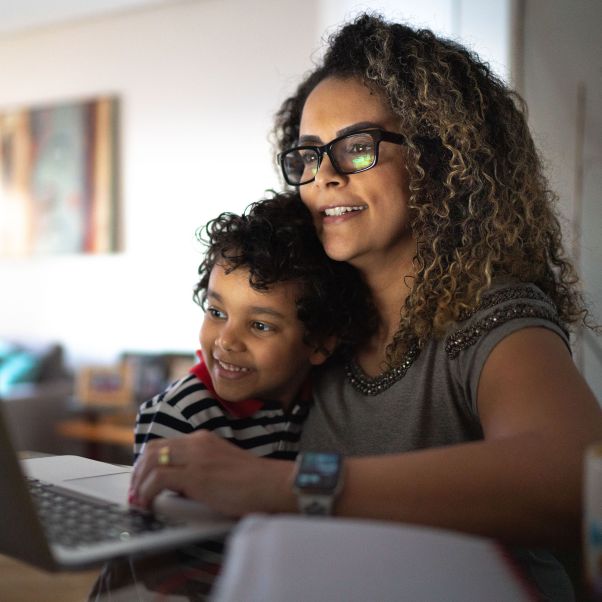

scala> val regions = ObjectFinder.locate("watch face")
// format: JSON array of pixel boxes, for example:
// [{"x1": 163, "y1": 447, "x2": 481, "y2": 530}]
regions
[{"x1": 295, "y1": 452, "x2": 342, "y2": 491}]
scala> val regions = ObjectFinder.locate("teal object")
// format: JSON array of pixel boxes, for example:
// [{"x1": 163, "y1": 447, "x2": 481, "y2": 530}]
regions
[{"x1": 0, "y1": 350, "x2": 40, "y2": 395}]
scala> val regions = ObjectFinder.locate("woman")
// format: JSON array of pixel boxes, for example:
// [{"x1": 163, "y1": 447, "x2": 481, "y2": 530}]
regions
[{"x1": 131, "y1": 14, "x2": 602, "y2": 599}]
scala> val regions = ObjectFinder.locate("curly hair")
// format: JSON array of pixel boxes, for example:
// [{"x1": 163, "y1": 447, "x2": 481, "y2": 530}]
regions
[
  {"x1": 193, "y1": 192, "x2": 376, "y2": 358},
  {"x1": 273, "y1": 12, "x2": 592, "y2": 366}
]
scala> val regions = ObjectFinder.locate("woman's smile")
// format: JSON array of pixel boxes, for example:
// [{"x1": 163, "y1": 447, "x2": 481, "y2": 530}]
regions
[{"x1": 321, "y1": 204, "x2": 367, "y2": 219}]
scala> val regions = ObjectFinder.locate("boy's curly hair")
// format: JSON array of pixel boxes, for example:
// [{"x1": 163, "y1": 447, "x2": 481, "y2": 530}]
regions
[
  {"x1": 193, "y1": 192, "x2": 376, "y2": 357},
  {"x1": 273, "y1": 12, "x2": 592, "y2": 366}
]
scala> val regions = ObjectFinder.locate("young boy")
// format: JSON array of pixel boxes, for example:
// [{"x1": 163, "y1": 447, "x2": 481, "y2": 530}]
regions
[
  {"x1": 107, "y1": 193, "x2": 373, "y2": 600},
  {"x1": 134, "y1": 192, "x2": 374, "y2": 462}
]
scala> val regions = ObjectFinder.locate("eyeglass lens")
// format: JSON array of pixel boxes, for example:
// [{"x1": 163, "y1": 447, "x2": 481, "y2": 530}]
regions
[{"x1": 283, "y1": 132, "x2": 377, "y2": 185}]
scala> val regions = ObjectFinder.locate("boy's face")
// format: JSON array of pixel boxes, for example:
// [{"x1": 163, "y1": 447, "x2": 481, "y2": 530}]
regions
[{"x1": 200, "y1": 263, "x2": 328, "y2": 407}]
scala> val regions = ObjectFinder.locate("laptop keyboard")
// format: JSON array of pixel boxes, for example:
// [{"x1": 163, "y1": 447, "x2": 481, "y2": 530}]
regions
[{"x1": 28, "y1": 477, "x2": 180, "y2": 549}]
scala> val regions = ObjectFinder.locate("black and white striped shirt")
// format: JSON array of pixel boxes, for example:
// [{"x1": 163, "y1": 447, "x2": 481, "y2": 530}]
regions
[
  {"x1": 130, "y1": 355, "x2": 312, "y2": 599},
  {"x1": 134, "y1": 356, "x2": 310, "y2": 462}
]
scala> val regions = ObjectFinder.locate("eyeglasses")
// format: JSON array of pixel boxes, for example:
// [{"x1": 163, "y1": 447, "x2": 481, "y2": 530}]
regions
[{"x1": 278, "y1": 128, "x2": 406, "y2": 186}]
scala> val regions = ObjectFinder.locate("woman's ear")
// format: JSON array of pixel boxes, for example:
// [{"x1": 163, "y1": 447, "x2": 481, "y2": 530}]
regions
[{"x1": 309, "y1": 335, "x2": 338, "y2": 366}]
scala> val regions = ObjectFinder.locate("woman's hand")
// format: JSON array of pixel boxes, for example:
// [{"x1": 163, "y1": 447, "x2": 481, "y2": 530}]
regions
[{"x1": 129, "y1": 430, "x2": 296, "y2": 517}]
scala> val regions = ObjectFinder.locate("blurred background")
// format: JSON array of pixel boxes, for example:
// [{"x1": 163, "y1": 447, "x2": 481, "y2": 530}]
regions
[{"x1": 0, "y1": 0, "x2": 599, "y2": 398}]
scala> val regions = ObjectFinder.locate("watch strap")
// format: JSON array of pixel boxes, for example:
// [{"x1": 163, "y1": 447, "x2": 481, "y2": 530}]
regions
[{"x1": 297, "y1": 493, "x2": 336, "y2": 516}]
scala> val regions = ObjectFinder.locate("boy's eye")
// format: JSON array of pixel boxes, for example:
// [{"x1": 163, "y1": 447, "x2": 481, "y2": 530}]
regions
[
  {"x1": 207, "y1": 307, "x2": 226, "y2": 319},
  {"x1": 252, "y1": 321, "x2": 274, "y2": 333}
]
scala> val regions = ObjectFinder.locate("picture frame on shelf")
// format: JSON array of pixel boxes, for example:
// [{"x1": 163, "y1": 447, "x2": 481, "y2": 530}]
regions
[
  {"x1": 165, "y1": 353, "x2": 196, "y2": 384},
  {"x1": 122, "y1": 351, "x2": 196, "y2": 404},
  {"x1": 122, "y1": 353, "x2": 170, "y2": 404},
  {"x1": 76, "y1": 363, "x2": 134, "y2": 408}
]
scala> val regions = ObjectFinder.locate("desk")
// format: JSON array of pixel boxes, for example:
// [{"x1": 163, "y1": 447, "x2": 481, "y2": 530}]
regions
[
  {"x1": 56, "y1": 410, "x2": 135, "y2": 459},
  {"x1": 0, "y1": 553, "x2": 98, "y2": 602}
]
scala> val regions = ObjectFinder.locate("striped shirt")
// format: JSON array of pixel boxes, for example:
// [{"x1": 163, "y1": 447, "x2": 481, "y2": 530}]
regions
[
  {"x1": 128, "y1": 352, "x2": 311, "y2": 601},
  {"x1": 134, "y1": 354, "x2": 310, "y2": 462},
  {"x1": 130, "y1": 354, "x2": 311, "y2": 599}
]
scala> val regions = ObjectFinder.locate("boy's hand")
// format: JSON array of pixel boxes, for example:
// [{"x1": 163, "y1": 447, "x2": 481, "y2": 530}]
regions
[{"x1": 129, "y1": 431, "x2": 296, "y2": 517}]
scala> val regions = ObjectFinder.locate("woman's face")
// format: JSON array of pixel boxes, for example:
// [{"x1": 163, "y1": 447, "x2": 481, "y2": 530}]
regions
[{"x1": 298, "y1": 76, "x2": 414, "y2": 271}]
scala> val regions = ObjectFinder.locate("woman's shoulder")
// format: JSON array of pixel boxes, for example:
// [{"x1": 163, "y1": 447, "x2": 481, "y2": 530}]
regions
[
  {"x1": 444, "y1": 279, "x2": 568, "y2": 360},
  {"x1": 430, "y1": 279, "x2": 571, "y2": 419}
]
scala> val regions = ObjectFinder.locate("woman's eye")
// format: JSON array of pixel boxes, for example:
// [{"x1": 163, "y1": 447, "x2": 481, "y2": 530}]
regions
[
  {"x1": 207, "y1": 307, "x2": 226, "y2": 319},
  {"x1": 347, "y1": 142, "x2": 373, "y2": 154},
  {"x1": 345, "y1": 142, "x2": 374, "y2": 169},
  {"x1": 300, "y1": 149, "x2": 318, "y2": 165}
]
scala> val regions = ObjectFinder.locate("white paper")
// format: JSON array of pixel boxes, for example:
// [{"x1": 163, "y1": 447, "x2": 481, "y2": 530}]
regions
[{"x1": 212, "y1": 514, "x2": 532, "y2": 602}]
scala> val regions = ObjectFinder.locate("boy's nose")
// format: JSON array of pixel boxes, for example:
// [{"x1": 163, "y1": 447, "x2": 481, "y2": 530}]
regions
[{"x1": 216, "y1": 326, "x2": 245, "y2": 352}]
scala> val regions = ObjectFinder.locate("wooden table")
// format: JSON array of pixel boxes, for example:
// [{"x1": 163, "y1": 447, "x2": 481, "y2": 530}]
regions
[
  {"x1": 56, "y1": 409, "x2": 135, "y2": 459},
  {"x1": 0, "y1": 553, "x2": 99, "y2": 602}
]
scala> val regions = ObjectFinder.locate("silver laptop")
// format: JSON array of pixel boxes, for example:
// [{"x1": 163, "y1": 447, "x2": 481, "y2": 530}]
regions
[{"x1": 0, "y1": 401, "x2": 234, "y2": 571}]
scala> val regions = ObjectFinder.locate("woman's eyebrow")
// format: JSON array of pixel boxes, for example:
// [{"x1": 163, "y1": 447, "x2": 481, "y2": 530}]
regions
[
  {"x1": 298, "y1": 121, "x2": 382, "y2": 145},
  {"x1": 337, "y1": 121, "x2": 381, "y2": 136},
  {"x1": 298, "y1": 134, "x2": 322, "y2": 145}
]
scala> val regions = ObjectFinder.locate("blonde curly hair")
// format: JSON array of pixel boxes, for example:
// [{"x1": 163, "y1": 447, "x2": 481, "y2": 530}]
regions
[{"x1": 273, "y1": 13, "x2": 592, "y2": 366}]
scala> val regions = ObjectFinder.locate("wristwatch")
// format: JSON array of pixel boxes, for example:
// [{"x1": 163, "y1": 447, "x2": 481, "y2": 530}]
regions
[{"x1": 293, "y1": 452, "x2": 344, "y2": 515}]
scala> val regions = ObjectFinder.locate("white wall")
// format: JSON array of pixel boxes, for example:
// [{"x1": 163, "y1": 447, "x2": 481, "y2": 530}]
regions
[
  {"x1": 319, "y1": 0, "x2": 510, "y2": 79},
  {"x1": 521, "y1": 0, "x2": 602, "y2": 402},
  {"x1": 0, "y1": 0, "x2": 511, "y2": 367},
  {"x1": 0, "y1": 0, "x2": 321, "y2": 365}
]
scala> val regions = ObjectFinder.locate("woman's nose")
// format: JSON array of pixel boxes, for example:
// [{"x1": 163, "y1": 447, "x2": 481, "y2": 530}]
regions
[{"x1": 314, "y1": 152, "x2": 346, "y2": 187}]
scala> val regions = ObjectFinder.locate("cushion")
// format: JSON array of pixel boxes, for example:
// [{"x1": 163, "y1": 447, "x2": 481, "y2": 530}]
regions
[
  {"x1": 0, "y1": 341, "x2": 67, "y2": 396},
  {"x1": 0, "y1": 348, "x2": 41, "y2": 396}
]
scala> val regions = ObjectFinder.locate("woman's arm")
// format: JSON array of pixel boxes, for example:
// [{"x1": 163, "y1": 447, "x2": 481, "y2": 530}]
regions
[
  {"x1": 334, "y1": 327, "x2": 602, "y2": 546},
  {"x1": 131, "y1": 327, "x2": 602, "y2": 546}
]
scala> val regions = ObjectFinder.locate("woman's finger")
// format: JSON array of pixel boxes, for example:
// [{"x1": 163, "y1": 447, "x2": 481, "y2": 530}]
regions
[
  {"x1": 129, "y1": 430, "x2": 286, "y2": 515},
  {"x1": 130, "y1": 437, "x2": 186, "y2": 505},
  {"x1": 135, "y1": 465, "x2": 189, "y2": 509}
]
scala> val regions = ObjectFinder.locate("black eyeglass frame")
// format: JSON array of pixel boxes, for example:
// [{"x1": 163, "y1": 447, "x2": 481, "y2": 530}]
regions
[{"x1": 278, "y1": 128, "x2": 407, "y2": 186}]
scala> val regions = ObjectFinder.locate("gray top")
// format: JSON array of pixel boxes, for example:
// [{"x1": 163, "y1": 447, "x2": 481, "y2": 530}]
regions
[
  {"x1": 300, "y1": 281, "x2": 575, "y2": 601},
  {"x1": 300, "y1": 282, "x2": 568, "y2": 454}
]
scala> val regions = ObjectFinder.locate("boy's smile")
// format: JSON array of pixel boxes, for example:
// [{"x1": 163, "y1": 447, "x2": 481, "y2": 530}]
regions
[{"x1": 200, "y1": 263, "x2": 327, "y2": 409}]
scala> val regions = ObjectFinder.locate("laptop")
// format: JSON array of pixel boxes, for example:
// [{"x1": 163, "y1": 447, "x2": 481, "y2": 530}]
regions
[{"x1": 0, "y1": 401, "x2": 235, "y2": 571}]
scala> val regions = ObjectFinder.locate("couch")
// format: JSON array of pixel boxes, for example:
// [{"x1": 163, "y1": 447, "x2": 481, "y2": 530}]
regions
[{"x1": 0, "y1": 341, "x2": 73, "y2": 454}]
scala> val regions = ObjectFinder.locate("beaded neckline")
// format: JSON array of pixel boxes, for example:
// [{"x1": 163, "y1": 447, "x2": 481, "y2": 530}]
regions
[
  {"x1": 344, "y1": 343, "x2": 420, "y2": 396},
  {"x1": 345, "y1": 284, "x2": 561, "y2": 396}
]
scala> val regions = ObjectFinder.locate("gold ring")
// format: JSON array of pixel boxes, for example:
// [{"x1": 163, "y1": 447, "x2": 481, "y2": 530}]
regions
[{"x1": 158, "y1": 445, "x2": 170, "y2": 466}]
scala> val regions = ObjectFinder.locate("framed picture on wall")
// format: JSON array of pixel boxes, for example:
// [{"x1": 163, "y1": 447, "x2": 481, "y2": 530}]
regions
[{"x1": 0, "y1": 96, "x2": 120, "y2": 257}]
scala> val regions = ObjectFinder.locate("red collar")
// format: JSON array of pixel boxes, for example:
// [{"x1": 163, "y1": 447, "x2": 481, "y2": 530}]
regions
[{"x1": 190, "y1": 351, "x2": 264, "y2": 418}]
